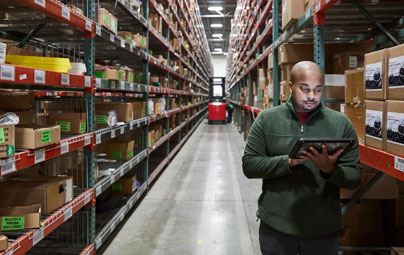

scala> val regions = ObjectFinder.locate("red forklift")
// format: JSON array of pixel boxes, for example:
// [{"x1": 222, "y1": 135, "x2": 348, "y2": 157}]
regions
[{"x1": 208, "y1": 77, "x2": 227, "y2": 125}]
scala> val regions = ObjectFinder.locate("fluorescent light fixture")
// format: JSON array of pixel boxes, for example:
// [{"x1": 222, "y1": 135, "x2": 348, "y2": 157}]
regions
[
  {"x1": 208, "y1": 6, "x2": 223, "y2": 11},
  {"x1": 212, "y1": 34, "x2": 223, "y2": 38},
  {"x1": 211, "y1": 23, "x2": 223, "y2": 28},
  {"x1": 214, "y1": 48, "x2": 223, "y2": 52}
]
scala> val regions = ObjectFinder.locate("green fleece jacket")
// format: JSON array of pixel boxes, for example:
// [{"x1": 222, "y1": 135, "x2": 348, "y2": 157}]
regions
[{"x1": 242, "y1": 99, "x2": 361, "y2": 238}]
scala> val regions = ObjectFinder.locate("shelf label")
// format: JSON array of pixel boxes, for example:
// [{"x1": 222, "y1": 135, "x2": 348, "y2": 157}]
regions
[
  {"x1": 129, "y1": 122, "x2": 134, "y2": 130},
  {"x1": 64, "y1": 207, "x2": 73, "y2": 222},
  {"x1": 128, "y1": 199, "x2": 134, "y2": 209},
  {"x1": 110, "y1": 34, "x2": 115, "y2": 42},
  {"x1": 395, "y1": 156, "x2": 404, "y2": 172},
  {"x1": 111, "y1": 129, "x2": 116, "y2": 138},
  {"x1": 84, "y1": 192, "x2": 91, "y2": 204},
  {"x1": 2, "y1": 65, "x2": 17, "y2": 81},
  {"x1": 95, "y1": 78, "x2": 101, "y2": 88},
  {"x1": 130, "y1": 83, "x2": 134, "y2": 91},
  {"x1": 61, "y1": 73, "x2": 70, "y2": 86},
  {"x1": 120, "y1": 81, "x2": 125, "y2": 90},
  {"x1": 120, "y1": 38, "x2": 125, "y2": 48},
  {"x1": 34, "y1": 0, "x2": 45, "y2": 7},
  {"x1": 5, "y1": 248, "x2": 14, "y2": 255},
  {"x1": 34, "y1": 148, "x2": 45, "y2": 164},
  {"x1": 84, "y1": 134, "x2": 91, "y2": 146},
  {"x1": 96, "y1": 186, "x2": 102, "y2": 196},
  {"x1": 96, "y1": 134, "x2": 101, "y2": 145},
  {"x1": 120, "y1": 168, "x2": 124, "y2": 177},
  {"x1": 86, "y1": 19, "x2": 92, "y2": 31},
  {"x1": 85, "y1": 76, "x2": 91, "y2": 87},
  {"x1": 62, "y1": 6, "x2": 70, "y2": 20},
  {"x1": 120, "y1": 127, "x2": 125, "y2": 134},
  {"x1": 305, "y1": 8, "x2": 311, "y2": 20},
  {"x1": 110, "y1": 222, "x2": 116, "y2": 233},
  {"x1": 61, "y1": 141, "x2": 69, "y2": 154},
  {"x1": 118, "y1": 213, "x2": 124, "y2": 222},
  {"x1": 110, "y1": 175, "x2": 116, "y2": 184},
  {"x1": 130, "y1": 43, "x2": 134, "y2": 52},
  {"x1": 95, "y1": 239, "x2": 102, "y2": 250},
  {"x1": 1, "y1": 159, "x2": 15, "y2": 176},
  {"x1": 33, "y1": 227, "x2": 44, "y2": 246},
  {"x1": 19, "y1": 74, "x2": 27, "y2": 80},
  {"x1": 96, "y1": 24, "x2": 101, "y2": 36}
]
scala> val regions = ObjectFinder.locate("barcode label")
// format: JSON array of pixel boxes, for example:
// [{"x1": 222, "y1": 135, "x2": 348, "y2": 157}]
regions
[
  {"x1": 84, "y1": 192, "x2": 91, "y2": 204},
  {"x1": 61, "y1": 141, "x2": 69, "y2": 154},
  {"x1": 95, "y1": 239, "x2": 102, "y2": 250},
  {"x1": 128, "y1": 200, "x2": 134, "y2": 209},
  {"x1": 95, "y1": 78, "x2": 101, "y2": 88},
  {"x1": 130, "y1": 43, "x2": 134, "y2": 52},
  {"x1": 395, "y1": 156, "x2": 404, "y2": 172},
  {"x1": 1, "y1": 65, "x2": 15, "y2": 81},
  {"x1": 35, "y1": 149, "x2": 45, "y2": 164},
  {"x1": 85, "y1": 76, "x2": 91, "y2": 87},
  {"x1": 110, "y1": 34, "x2": 115, "y2": 42},
  {"x1": 111, "y1": 82, "x2": 116, "y2": 89},
  {"x1": 110, "y1": 222, "x2": 116, "y2": 232},
  {"x1": 120, "y1": 81, "x2": 125, "y2": 90},
  {"x1": 85, "y1": 20, "x2": 92, "y2": 31},
  {"x1": 119, "y1": 213, "x2": 124, "y2": 222},
  {"x1": 129, "y1": 122, "x2": 134, "y2": 130},
  {"x1": 120, "y1": 127, "x2": 125, "y2": 134},
  {"x1": 120, "y1": 38, "x2": 125, "y2": 48},
  {"x1": 34, "y1": 0, "x2": 45, "y2": 7},
  {"x1": 96, "y1": 134, "x2": 101, "y2": 144},
  {"x1": 19, "y1": 74, "x2": 27, "y2": 80},
  {"x1": 5, "y1": 248, "x2": 14, "y2": 255},
  {"x1": 34, "y1": 70, "x2": 45, "y2": 84},
  {"x1": 64, "y1": 207, "x2": 73, "y2": 222},
  {"x1": 33, "y1": 228, "x2": 44, "y2": 246},
  {"x1": 61, "y1": 73, "x2": 70, "y2": 85},
  {"x1": 84, "y1": 134, "x2": 91, "y2": 145},
  {"x1": 62, "y1": 6, "x2": 70, "y2": 20},
  {"x1": 96, "y1": 24, "x2": 101, "y2": 36},
  {"x1": 111, "y1": 130, "x2": 116, "y2": 138},
  {"x1": 1, "y1": 159, "x2": 15, "y2": 176},
  {"x1": 110, "y1": 175, "x2": 116, "y2": 184},
  {"x1": 120, "y1": 168, "x2": 124, "y2": 177},
  {"x1": 130, "y1": 83, "x2": 134, "y2": 91},
  {"x1": 305, "y1": 8, "x2": 311, "y2": 20},
  {"x1": 96, "y1": 186, "x2": 102, "y2": 196}
]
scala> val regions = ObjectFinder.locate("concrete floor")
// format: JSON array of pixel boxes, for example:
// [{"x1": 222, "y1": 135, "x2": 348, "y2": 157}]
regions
[{"x1": 101, "y1": 120, "x2": 262, "y2": 255}]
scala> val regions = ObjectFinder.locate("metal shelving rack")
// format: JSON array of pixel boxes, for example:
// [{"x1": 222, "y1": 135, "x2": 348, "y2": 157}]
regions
[
  {"x1": 226, "y1": 0, "x2": 404, "y2": 253},
  {"x1": 0, "y1": 0, "x2": 211, "y2": 254}
]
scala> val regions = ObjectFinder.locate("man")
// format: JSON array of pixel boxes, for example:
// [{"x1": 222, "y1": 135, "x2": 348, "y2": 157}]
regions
[
  {"x1": 242, "y1": 61, "x2": 361, "y2": 255},
  {"x1": 226, "y1": 101, "x2": 234, "y2": 123}
]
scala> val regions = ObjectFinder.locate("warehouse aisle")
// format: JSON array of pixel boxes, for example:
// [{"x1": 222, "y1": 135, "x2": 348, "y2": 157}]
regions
[{"x1": 101, "y1": 120, "x2": 262, "y2": 255}]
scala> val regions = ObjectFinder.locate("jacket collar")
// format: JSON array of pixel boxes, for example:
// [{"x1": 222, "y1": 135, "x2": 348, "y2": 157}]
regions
[{"x1": 285, "y1": 97, "x2": 324, "y2": 120}]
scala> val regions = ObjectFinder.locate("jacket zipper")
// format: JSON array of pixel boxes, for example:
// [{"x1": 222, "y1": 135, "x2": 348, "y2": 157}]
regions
[{"x1": 300, "y1": 125, "x2": 304, "y2": 134}]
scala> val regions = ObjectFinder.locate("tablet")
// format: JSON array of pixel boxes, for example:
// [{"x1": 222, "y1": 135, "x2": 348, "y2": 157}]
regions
[{"x1": 288, "y1": 138, "x2": 355, "y2": 159}]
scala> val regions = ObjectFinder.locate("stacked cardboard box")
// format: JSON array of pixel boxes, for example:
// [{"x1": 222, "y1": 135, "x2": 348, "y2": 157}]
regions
[
  {"x1": 133, "y1": 34, "x2": 147, "y2": 49},
  {"x1": 98, "y1": 8, "x2": 118, "y2": 34}
]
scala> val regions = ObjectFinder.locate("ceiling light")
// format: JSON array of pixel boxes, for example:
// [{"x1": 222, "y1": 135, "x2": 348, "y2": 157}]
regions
[
  {"x1": 214, "y1": 48, "x2": 223, "y2": 52},
  {"x1": 208, "y1": 6, "x2": 223, "y2": 11},
  {"x1": 211, "y1": 24, "x2": 223, "y2": 28},
  {"x1": 212, "y1": 34, "x2": 223, "y2": 38}
]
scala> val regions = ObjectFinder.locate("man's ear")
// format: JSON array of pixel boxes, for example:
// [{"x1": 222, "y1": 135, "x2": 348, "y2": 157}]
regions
[{"x1": 288, "y1": 81, "x2": 293, "y2": 91}]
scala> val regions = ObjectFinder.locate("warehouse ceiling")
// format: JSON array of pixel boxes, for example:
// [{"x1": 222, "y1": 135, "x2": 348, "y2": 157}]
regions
[{"x1": 199, "y1": 0, "x2": 236, "y2": 56}]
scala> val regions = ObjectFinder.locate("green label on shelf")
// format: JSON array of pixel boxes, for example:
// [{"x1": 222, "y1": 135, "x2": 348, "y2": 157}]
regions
[
  {"x1": 96, "y1": 115, "x2": 107, "y2": 124},
  {"x1": 94, "y1": 70, "x2": 105, "y2": 79},
  {"x1": 112, "y1": 152, "x2": 122, "y2": 160},
  {"x1": 105, "y1": 15, "x2": 110, "y2": 26},
  {"x1": 2, "y1": 217, "x2": 25, "y2": 230},
  {"x1": 129, "y1": 151, "x2": 133, "y2": 158},
  {"x1": 80, "y1": 123, "x2": 86, "y2": 133},
  {"x1": 56, "y1": 122, "x2": 71, "y2": 132},
  {"x1": 6, "y1": 146, "x2": 14, "y2": 156},
  {"x1": 0, "y1": 128, "x2": 4, "y2": 144},
  {"x1": 112, "y1": 184, "x2": 122, "y2": 191},
  {"x1": 118, "y1": 72, "x2": 122, "y2": 80},
  {"x1": 41, "y1": 130, "x2": 51, "y2": 143}
]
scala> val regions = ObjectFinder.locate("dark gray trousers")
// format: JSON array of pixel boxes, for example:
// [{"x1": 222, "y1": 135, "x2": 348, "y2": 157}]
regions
[{"x1": 259, "y1": 221, "x2": 339, "y2": 255}]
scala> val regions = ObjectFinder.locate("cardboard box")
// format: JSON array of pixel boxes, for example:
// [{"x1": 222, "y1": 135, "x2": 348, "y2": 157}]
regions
[
  {"x1": 259, "y1": 68, "x2": 267, "y2": 90},
  {"x1": 0, "y1": 91, "x2": 34, "y2": 111},
  {"x1": 0, "y1": 125, "x2": 15, "y2": 158},
  {"x1": 392, "y1": 247, "x2": 404, "y2": 255},
  {"x1": 48, "y1": 113, "x2": 87, "y2": 134},
  {"x1": 278, "y1": 43, "x2": 313, "y2": 65},
  {"x1": 333, "y1": 51, "x2": 365, "y2": 74},
  {"x1": 387, "y1": 44, "x2": 404, "y2": 100},
  {"x1": 340, "y1": 203, "x2": 361, "y2": 246},
  {"x1": 280, "y1": 81, "x2": 290, "y2": 102},
  {"x1": 96, "y1": 102, "x2": 134, "y2": 123},
  {"x1": 0, "y1": 234, "x2": 6, "y2": 251},
  {"x1": 344, "y1": 104, "x2": 365, "y2": 140},
  {"x1": 110, "y1": 13, "x2": 118, "y2": 34},
  {"x1": 365, "y1": 49, "x2": 387, "y2": 100},
  {"x1": 0, "y1": 205, "x2": 41, "y2": 231},
  {"x1": 386, "y1": 100, "x2": 404, "y2": 156},
  {"x1": 280, "y1": 63, "x2": 295, "y2": 82},
  {"x1": 112, "y1": 175, "x2": 138, "y2": 196},
  {"x1": 106, "y1": 140, "x2": 134, "y2": 161},
  {"x1": 118, "y1": 31, "x2": 133, "y2": 44},
  {"x1": 133, "y1": 34, "x2": 147, "y2": 49},
  {"x1": 0, "y1": 176, "x2": 73, "y2": 214},
  {"x1": 252, "y1": 81, "x2": 257, "y2": 96},
  {"x1": 365, "y1": 100, "x2": 386, "y2": 150},
  {"x1": 98, "y1": 8, "x2": 111, "y2": 30},
  {"x1": 15, "y1": 125, "x2": 61, "y2": 149},
  {"x1": 345, "y1": 68, "x2": 365, "y2": 105},
  {"x1": 281, "y1": 0, "x2": 305, "y2": 29},
  {"x1": 326, "y1": 102, "x2": 343, "y2": 112}
]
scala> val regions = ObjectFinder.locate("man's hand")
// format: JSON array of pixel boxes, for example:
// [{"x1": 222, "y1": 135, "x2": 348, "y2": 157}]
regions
[
  {"x1": 288, "y1": 158, "x2": 306, "y2": 169},
  {"x1": 300, "y1": 144, "x2": 344, "y2": 175}
]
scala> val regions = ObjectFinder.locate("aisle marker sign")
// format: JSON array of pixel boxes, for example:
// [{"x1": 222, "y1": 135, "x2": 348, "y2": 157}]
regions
[
  {"x1": 35, "y1": 149, "x2": 45, "y2": 164},
  {"x1": 394, "y1": 156, "x2": 404, "y2": 172},
  {"x1": 62, "y1": 6, "x2": 70, "y2": 20}
]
